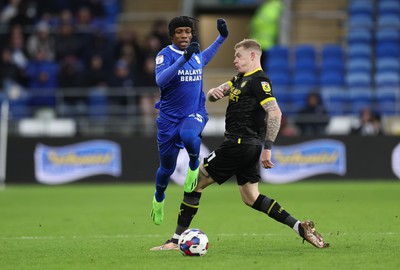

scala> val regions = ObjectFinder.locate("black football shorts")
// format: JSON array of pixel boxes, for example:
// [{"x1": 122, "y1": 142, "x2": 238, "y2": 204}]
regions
[{"x1": 203, "y1": 140, "x2": 262, "y2": 185}]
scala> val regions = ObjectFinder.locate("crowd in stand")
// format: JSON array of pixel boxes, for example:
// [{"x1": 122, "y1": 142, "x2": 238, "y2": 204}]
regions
[{"x1": 0, "y1": 0, "x2": 166, "y2": 122}]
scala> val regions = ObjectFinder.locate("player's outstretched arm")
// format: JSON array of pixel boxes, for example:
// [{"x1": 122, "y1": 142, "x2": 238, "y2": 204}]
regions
[
  {"x1": 207, "y1": 82, "x2": 230, "y2": 102},
  {"x1": 201, "y1": 18, "x2": 229, "y2": 66}
]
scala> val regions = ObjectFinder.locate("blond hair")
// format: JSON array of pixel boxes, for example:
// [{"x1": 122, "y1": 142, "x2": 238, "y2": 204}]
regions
[{"x1": 234, "y1": 39, "x2": 262, "y2": 55}]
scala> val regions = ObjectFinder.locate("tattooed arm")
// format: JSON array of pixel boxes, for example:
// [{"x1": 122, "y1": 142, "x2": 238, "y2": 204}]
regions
[
  {"x1": 207, "y1": 82, "x2": 231, "y2": 102},
  {"x1": 261, "y1": 99, "x2": 282, "y2": 169}
]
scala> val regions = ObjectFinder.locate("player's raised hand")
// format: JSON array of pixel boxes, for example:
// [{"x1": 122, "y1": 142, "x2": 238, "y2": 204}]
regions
[
  {"x1": 184, "y1": 35, "x2": 200, "y2": 61},
  {"x1": 217, "y1": 18, "x2": 228, "y2": 38}
]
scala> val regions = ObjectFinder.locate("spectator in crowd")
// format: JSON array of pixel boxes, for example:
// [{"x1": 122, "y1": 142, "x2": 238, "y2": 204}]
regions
[
  {"x1": 108, "y1": 58, "x2": 135, "y2": 110},
  {"x1": 58, "y1": 55, "x2": 84, "y2": 88},
  {"x1": 54, "y1": 22, "x2": 80, "y2": 61},
  {"x1": 295, "y1": 92, "x2": 329, "y2": 136},
  {"x1": 8, "y1": 25, "x2": 28, "y2": 70},
  {"x1": 27, "y1": 22, "x2": 55, "y2": 61},
  {"x1": 0, "y1": 47, "x2": 23, "y2": 87},
  {"x1": 150, "y1": 18, "x2": 170, "y2": 48},
  {"x1": 0, "y1": 0, "x2": 20, "y2": 25},
  {"x1": 279, "y1": 116, "x2": 299, "y2": 137},
  {"x1": 351, "y1": 107, "x2": 382, "y2": 136},
  {"x1": 142, "y1": 34, "x2": 163, "y2": 59},
  {"x1": 84, "y1": 54, "x2": 108, "y2": 87},
  {"x1": 82, "y1": 29, "x2": 113, "y2": 70},
  {"x1": 25, "y1": 48, "x2": 59, "y2": 110},
  {"x1": 114, "y1": 28, "x2": 141, "y2": 69},
  {"x1": 250, "y1": 0, "x2": 282, "y2": 64}
]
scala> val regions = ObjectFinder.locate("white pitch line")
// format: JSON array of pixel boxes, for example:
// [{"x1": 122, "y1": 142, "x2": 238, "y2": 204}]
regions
[{"x1": 1, "y1": 232, "x2": 399, "y2": 240}]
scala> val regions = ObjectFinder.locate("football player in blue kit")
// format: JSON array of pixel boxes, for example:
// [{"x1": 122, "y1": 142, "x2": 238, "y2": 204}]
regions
[{"x1": 151, "y1": 16, "x2": 229, "y2": 225}]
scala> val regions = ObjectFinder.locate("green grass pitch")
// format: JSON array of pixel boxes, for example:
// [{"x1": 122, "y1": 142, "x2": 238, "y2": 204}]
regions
[{"x1": 0, "y1": 181, "x2": 399, "y2": 270}]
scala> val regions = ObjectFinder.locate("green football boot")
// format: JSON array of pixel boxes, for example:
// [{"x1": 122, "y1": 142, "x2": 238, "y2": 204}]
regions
[
  {"x1": 184, "y1": 166, "x2": 199, "y2": 193},
  {"x1": 151, "y1": 196, "x2": 164, "y2": 225}
]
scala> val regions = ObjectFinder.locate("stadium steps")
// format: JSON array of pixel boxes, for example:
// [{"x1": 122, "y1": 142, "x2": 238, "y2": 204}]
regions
[{"x1": 290, "y1": 0, "x2": 348, "y2": 46}]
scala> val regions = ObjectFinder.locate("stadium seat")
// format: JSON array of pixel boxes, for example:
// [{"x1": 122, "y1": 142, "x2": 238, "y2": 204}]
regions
[
  {"x1": 348, "y1": 14, "x2": 374, "y2": 29},
  {"x1": 349, "y1": 0, "x2": 374, "y2": 17},
  {"x1": 320, "y1": 71, "x2": 345, "y2": 88},
  {"x1": 267, "y1": 58, "x2": 289, "y2": 73},
  {"x1": 322, "y1": 44, "x2": 344, "y2": 61},
  {"x1": 375, "y1": 88, "x2": 399, "y2": 115},
  {"x1": 321, "y1": 87, "x2": 348, "y2": 115},
  {"x1": 376, "y1": 43, "x2": 400, "y2": 58},
  {"x1": 376, "y1": 58, "x2": 400, "y2": 73},
  {"x1": 294, "y1": 45, "x2": 316, "y2": 63},
  {"x1": 268, "y1": 71, "x2": 291, "y2": 87},
  {"x1": 293, "y1": 70, "x2": 318, "y2": 90},
  {"x1": 346, "y1": 72, "x2": 372, "y2": 88},
  {"x1": 265, "y1": 45, "x2": 290, "y2": 73},
  {"x1": 375, "y1": 71, "x2": 400, "y2": 87},
  {"x1": 377, "y1": 0, "x2": 400, "y2": 16},
  {"x1": 322, "y1": 58, "x2": 345, "y2": 73},
  {"x1": 347, "y1": 58, "x2": 372, "y2": 73},
  {"x1": 348, "y1": 88, "x2": 374, "y2": 114},
  {"x1": 267, "y1": 45, "x2": 290, "y2": 61},
  {"x1": 347, "y1": 29, "x2": 373, "y2": 45},
  {"x1": 375, "y1": 29, "x2": 400, "y2": 44},
  {"x1": 273, "y1": 86, "x2": 293, "y2": 115},
  {"x1": 290, "y1": 87, "x2": 314, "y2": 113},
  {"x1": 348, "y1": 43, "x2": 373, "y2": 60},
  {"x1": 377, "y1": 14, "x2": 400, "y2": 28}
]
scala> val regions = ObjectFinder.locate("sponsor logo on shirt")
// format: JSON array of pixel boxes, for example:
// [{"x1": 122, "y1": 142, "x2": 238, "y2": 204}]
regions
[{"x1": 178, "y1": 69, "x2": 202, "y2": 82}]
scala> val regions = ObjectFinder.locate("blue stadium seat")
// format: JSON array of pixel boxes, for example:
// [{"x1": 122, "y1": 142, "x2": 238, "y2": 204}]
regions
[
  {"x1": 322, "y1": 58, "x2": 345, "y2": 73},
  {"x1": 348, "y1": 14, "x2": 374, "y2": 29},
  {"x1": 321, "y1": 87, "x2": 348, "y2": 115},
  {"x1": 347, "y1": 58, "x2": 373, "y2": 73},
  {"x1": 320, "y1": 71, "x2": 345, "y2": 88},
  {"x1": 290, "y1": 87, "x2": 314, "y2": 113},
  {"x1": 376, "y1": 43, "x2": 400, "y2": 58},
  {"x1": 347, "y1": 29, "x2": 373, "y2": 45},
  {"x1": 294, "y1": 45, "x2": 316, "y2": 63},
  {"x1": 267, "y1": 58, "x2": 289, "y2": 73},
  {"x1": 376, "y1": 88, "x2": 399, "y2": 115},
  {"x1": 348, "y1": 88, "x2": 374, "y2": 114},
  {"x1": 348, "y1": 43, "x2": 373, "y2": 60},
  {"x1": 377, "y1": 0, "x2": 400, "y2": 16},
  {"x1": 322, "y1": 44, "x2": 344, "y2": 60},
  {"x1": 375, "y1": 29, "x2": 400, "y2": 43},
  {"x1": 376, "y1": 58, "x2": 400, "y2": 73},
  {"x1": 269, "y1": 71, "x2": 291, "y2": 87},
  {"x1": 265, "y1": 45, "x2": 290, "y2": 73},
  {"x1": 349, "y1": 0, "x2": 374, "y2": 17},
  {"x1": 293, "y1": 71, "x2": 318, "y2": 90},
  {"x1": 377, "y1": 14, "x2": 400, "y2": 28},
  {"x1": 346, "y1": 72, "x2": 372, "y2": 88},
  {"x1": 273, "y1": 86, "x2": 293, "y2": 115},
  {"x1": 375, "y1": 71, "x2": 400, "y2": 87}
]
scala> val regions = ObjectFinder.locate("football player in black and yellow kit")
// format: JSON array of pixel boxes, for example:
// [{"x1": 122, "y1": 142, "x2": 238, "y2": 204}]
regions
[{"x1": 151, "y1": 39, "x2": 329, "y2": 251}]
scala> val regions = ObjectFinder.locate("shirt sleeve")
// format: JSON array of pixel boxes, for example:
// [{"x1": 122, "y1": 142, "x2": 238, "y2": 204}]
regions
[
  {"x1": 201, "y1": 35, "x2": 226, "y2": 66},
  {"x1": 251, "y1": 77, "x2": 276, "y2": 106},
  {"x1": 155, "y1": 53, "x2": 186, "y2": 87}
]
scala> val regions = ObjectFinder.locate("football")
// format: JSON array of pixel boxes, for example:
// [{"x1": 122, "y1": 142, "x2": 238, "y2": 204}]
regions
[{"x1": 178, "y1": 228, "x2": 209, "y2": 256}]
